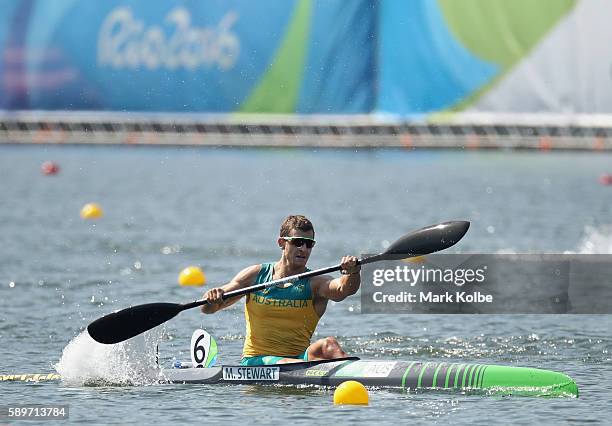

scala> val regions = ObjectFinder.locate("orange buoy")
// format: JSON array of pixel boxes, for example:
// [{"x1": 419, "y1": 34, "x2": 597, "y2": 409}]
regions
[
  {"x1": 41, "y1": 161, "x2": 60, "y2": 175},
  {"x1": 599, "y1": 174, "x2": 612, "y2": 185}
]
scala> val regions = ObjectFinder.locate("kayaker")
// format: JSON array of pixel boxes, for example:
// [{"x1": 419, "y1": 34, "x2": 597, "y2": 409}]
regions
[{"x1": 201, "y1": 215, "x2": 361, "y2": 366}]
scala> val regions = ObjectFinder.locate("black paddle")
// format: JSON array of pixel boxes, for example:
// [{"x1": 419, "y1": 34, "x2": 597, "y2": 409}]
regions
[{"x1": 88, "y1": 220, "x2": 470, "y2": 344}]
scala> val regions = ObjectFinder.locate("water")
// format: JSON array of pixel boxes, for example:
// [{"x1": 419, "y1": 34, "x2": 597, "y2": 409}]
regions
[{"x1": 1, "y1": 145, "x2": 611, "y2": 424}]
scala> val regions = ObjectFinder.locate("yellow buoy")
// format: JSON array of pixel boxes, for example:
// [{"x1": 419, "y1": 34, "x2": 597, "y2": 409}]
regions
[
  {"x1": 178, "y1": 266, "x2": 206, "y2": 286},
  {"x1": 80, "y1": 203, "x2": 103, "y2": 219},
  {"x1": 333, "y1": 380, "x2": 369, "y2": 405}
]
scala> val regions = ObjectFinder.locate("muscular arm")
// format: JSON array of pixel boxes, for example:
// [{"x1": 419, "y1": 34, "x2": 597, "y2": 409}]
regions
[
  {"x1": 313, "y1": 256, "x2": 361, "y2": 303},
  {"x1": 314, "y1": 272, "x2": 361, "y2": 302},
  {"x1": 311, "y1": 256, "x2": 361, "y2": 302},
  {"x1": 200, "y1": 264, "x2": 261, "y2": 314}
]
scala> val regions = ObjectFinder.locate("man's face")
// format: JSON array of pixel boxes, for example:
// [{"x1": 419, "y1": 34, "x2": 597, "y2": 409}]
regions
[{"x1": 279, "y1": 229, "x2": 315, "y2": 267}]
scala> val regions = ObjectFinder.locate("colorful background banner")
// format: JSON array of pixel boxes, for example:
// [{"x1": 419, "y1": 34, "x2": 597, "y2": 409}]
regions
[{"x1": 3, "y1": 0, "x2": 607, "y2": 119}]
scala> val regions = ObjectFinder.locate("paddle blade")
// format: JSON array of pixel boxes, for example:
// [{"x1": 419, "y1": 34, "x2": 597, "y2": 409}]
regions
[
  {"x1": 87, "y1": 302, "x2": 183, "y2": 344},
  {"x1": 381, "y1": 220, "x2": 470, "y2": 260}
]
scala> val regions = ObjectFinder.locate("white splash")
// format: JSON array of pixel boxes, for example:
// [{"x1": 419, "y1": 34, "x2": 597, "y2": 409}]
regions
[
  {"x1": 54, "y1": 327, "x2": 163, "y2": 386},
  {"x1": 576, "y1": 225, "x2": 612, "y2": 254}
]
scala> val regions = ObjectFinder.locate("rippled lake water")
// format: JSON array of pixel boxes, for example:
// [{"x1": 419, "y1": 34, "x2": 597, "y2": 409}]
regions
[{"x1": 1, "y1": 145, "x2": 611, "y2": 424}]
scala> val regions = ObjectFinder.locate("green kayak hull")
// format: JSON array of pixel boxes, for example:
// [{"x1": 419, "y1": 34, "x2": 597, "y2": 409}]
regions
[{"x1": 163, "y1": 358, "x2": 578, "y2": 397}]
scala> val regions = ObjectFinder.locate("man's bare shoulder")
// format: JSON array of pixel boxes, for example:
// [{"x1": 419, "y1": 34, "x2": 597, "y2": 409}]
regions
[{"x1": 233, "y1": 264, "x2": 263, "y2": 284}]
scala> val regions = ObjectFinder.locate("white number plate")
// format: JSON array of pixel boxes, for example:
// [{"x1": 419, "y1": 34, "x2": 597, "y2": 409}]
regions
[{"x1": 222, "y1": 366, "x2": 280, "y2": 381}]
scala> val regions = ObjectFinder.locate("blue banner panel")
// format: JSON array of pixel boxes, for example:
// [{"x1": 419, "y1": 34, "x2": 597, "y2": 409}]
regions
[
  {"x1": 0, "y1": 0, "x2": 376, "y2": 113},
  {"x1": 0, "y1": 0, "x2": 294, "y2": 111},
  {"x1": 377, "y1": 0, "x2": 498, "y2": 116},
  {"x1": 298, "y1": 0, "x2": 375, "y2": 113}
]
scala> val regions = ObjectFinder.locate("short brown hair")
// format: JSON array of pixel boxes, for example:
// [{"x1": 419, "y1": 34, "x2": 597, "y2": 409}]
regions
[{"x1": 280, "y1": 215, "x2": 314, "y2": 238}]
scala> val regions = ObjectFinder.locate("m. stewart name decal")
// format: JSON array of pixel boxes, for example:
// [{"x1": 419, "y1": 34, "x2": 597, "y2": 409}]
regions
[{"x1": 222, "y1": 366, "x2": 280, "y2": 381}]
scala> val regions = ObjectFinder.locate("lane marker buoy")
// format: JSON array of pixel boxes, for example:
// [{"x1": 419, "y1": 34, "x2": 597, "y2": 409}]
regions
[
  {"x1": 41, "y1": 161, "x2": 60, "y2": 175},
  {"x1": 0, "y1": 373, "x2": 61, "y2": 382},
  {"x1": 80, "y1": 203, "x2": 104, "y2": 219},
  {"x1": 333, "y1": 380, "x2": 369, "y2": 405},
  {"x1": 179, "y1": 266, "x2": 206, "y2": 286}
]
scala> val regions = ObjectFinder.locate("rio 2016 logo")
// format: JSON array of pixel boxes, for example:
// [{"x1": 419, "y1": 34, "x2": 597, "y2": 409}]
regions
[{"x1": 97, "y1": 7, "x2": 240, "y2": 71}]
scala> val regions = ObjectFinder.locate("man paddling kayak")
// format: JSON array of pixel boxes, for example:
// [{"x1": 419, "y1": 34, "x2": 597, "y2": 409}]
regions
[{"x1": 201, "y1": 215, "x2": 361, "y2": 366}]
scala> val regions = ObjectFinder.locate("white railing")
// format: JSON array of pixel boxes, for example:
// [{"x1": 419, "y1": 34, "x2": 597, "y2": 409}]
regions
[{"x1": 1, "y1": 110, "x2": 612, "y2": 150}]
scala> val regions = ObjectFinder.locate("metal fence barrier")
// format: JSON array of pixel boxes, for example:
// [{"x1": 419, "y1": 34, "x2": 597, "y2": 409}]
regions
[{"x1": 2, "y1": 111, "x2": 612, "y2": 150}]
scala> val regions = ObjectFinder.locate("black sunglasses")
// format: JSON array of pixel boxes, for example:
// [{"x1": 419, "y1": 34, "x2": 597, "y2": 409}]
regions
[{"x1": 281, "y1": 237, "x2": 316, "y2": 249}]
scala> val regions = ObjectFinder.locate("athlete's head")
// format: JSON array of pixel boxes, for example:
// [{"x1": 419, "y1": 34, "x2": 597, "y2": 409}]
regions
[
  {"x1": 278, "y1": 215, "x2": 315, "y2": 266},
  {"x1": 279, "y1": 215, "x2": 315, "y2": 239}
]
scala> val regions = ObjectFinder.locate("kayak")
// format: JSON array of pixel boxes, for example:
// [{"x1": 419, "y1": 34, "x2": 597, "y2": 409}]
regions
[
  {"x1": 5, "y1": 327, "x2": 577, "y2": 397},
  {"x1": 162, "y1": 357, "x2": 578, "y2": 397},
  {"x1": 2, "y1": 357, "x2": 578, "y2": 397}
]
